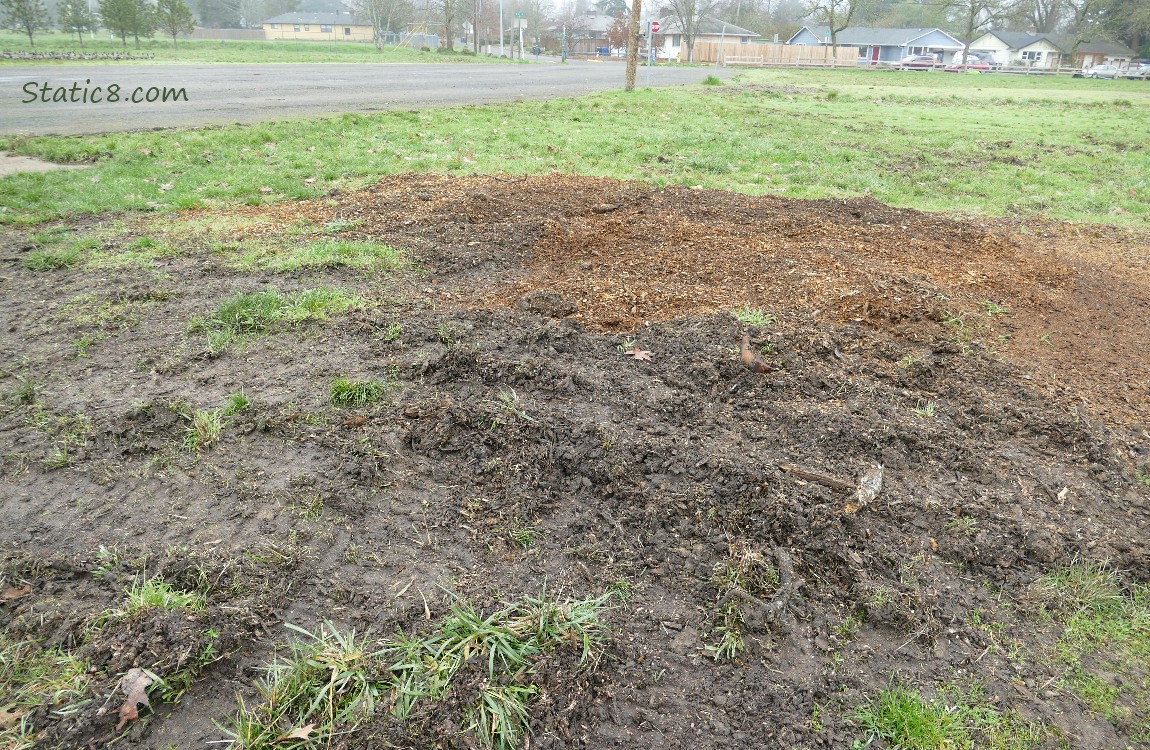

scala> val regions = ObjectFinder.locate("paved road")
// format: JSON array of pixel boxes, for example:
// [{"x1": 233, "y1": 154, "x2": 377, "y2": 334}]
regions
[{"x1": 0, "y1": 61, "x2": 722, "y2": 136}]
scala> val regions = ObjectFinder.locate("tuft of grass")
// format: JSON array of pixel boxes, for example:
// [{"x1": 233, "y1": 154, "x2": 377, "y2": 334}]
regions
[
  {"x1": 851, "y1": 683, "x2": 1049, "y2": 750},
  {"x1": 258, "y1": 240, "x2": 407, "y2": 272},
  {"x1": 913, "y1": 399, "x2": 936, "y2": 419},
  {"x1": 702, "y1": 74, "x2": 724, "y2": 86},
  {"x1": 1035, "y1": 562, "x2": 1150, "y2": 739},
  {"x1": 192, "y1": 287, "x2": 362, "y2": 354},
  {"x1": 184, "y1": 409, "x2": 223, "y2": 451},
  {"x1": 733, "y1": 307, "x2": 777, "y2": 328},
  {"x1": 220, "y1": 593, "x2": 612, "y2": 750},
  {"x1": 0, "y1": 633, "x2": 91, "y2": 748},
  {"x1": 122, "y1": 575, "x2": 205, "y2": 615},
  {"x1": 22, "y1": 244, "x2": 83, "y2": 271},
  {"x1": 330, "y1": 376, "x2": 393, "y2": 407},
  {"x1": 223, "y1": 391, "x2": 250, "y2": 416},
  {"x1": 708, "y1": 543, "x2": 779, "y2": 661}
]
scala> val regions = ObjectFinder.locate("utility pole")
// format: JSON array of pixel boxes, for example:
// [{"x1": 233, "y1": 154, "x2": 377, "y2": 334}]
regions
[
  {"x1": 561, "y1": 24, "x2": 567, "y2": 62},
  {"x1": 499, "y1": 0, "x2": 504, "y2": 56},
  {"x1": 713, "y1": 23, "x2": 726, "y2": 73},
  {"x1": 624, "y1": 0, "x2": 641, "y2": 90}
]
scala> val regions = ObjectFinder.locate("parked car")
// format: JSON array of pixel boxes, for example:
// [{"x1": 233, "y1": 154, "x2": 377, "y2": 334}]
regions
[
  {"x1": 898, "y1": 54, "x2": 938, "y2": 70},
  {"x1": 1123, "y1": 63, "x2": 1150, "y2": 79},
  {"x1": 1084, "y1": 64, "x2": 1119, "y2": 79},
  {"x1": 944, "y1": 60, "x2": 991, "y2": 72}
]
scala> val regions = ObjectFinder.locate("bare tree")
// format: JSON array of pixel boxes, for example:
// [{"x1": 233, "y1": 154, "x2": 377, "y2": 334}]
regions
[
  {"x1": 804, "y1": 0, "x2": 858, "y2": 54},
  {"x1": 439, "y1": 0, "x2": 461, "y2": 48},
  {"x1": 669, "y1": 0, "x2": 719, "y2": 62},
  {"x1": 948, "y1": 0, "x2": 1008, "y2": 65},
  {"x1": 356, "y1": 0, "x2": 411, "y2": 48}
]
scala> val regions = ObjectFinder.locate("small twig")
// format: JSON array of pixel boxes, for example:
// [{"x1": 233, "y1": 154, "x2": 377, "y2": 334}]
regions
[{"x1": 778, "y1": 463, "x2": 855, "y2": 493}]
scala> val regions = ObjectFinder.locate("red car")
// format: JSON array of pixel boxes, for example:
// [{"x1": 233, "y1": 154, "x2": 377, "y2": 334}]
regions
[
  {"x1": 898, "y1": 54, "x2": 938, "y2": 70},
  {"x1": 944, "y1": 60, "x2": 991, "y2": 72}
]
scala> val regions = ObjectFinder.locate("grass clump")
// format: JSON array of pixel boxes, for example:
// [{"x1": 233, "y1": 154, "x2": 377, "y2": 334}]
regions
[
  {"x1": 192, "y1": 287, "x2": 362, "y2": 354},
  {"x1": 221, "y1": 593, "x2": 612, "y2": 750},
  {"x1": 184, "y1": 409, "x2": 223, "y2": 451},
  {"x1": 733, "y1": 307, "x2": 777, "y2": 328},
  {"x1": 219, "y1": 623, "x2": 384, "y2": 749},
  {"x1": 223, "y1": 391, "x2": 250, "y2": 416},
  {"x1": 0, "y1": 633, "x2": 91, "y2": 747},
  {"x1": 702, "y1": 74, "x2": 723, "y2": 86},
  {"x1": 330, "y1": 376, "x2": 392, "y2": 407},
  {"x1": 122, "y1": 574, "x2": 205, "y2": 615},
  {"x1": 708, "y1": 542, "x2": 779, "y2": 661},
  {"x1": 1036, "y1": 562, "x2": 1150, "y2": 740},
  {"x1": 258, "y1": 240, "x2": 407, "y2": 273},
  {"x1": 852, "y1": 683, "x2": 1048, "y2": 749}
]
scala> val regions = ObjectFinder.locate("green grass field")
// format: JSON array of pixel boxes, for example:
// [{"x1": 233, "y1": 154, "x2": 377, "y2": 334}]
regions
[
  {"x1": 0, "y1": 30, "x2": 505, "y2": 64},
  {"x1": 2, "y1": 67, "x2": 1148, "y2": 226}
]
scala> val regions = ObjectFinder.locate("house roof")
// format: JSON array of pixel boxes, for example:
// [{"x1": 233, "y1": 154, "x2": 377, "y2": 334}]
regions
[
  {"x1": 656, "y1": 16, "x2": 759, "y2": 37},
  {"x1": 790, "y1": 25, "x2": 962, "y2": 48},
  {"x1": 263, "y1": 11, "x2": 369, "y2": 25},
  {"x1": 976, "y1": 29, "x2": 1135, "y2": 56}
]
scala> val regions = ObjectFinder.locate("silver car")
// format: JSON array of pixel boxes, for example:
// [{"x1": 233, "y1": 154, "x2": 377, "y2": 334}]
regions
[{"x1": 1085, "y1": 64, "x2": 1119, "y2": 79}]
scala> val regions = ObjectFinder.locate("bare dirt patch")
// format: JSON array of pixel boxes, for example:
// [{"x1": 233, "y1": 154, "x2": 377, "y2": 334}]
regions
[
  {"x1": 0, "y1": 152, "x2": 90, "y2": 177},
  {"x1": 2, "y1": 174, "x2": 1149, "y2": 749}
]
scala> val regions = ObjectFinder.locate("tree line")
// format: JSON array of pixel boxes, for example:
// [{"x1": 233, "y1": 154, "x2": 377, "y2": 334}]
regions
[{"x1": 2, "y1": 0, "x2": 196, "y2": 47}]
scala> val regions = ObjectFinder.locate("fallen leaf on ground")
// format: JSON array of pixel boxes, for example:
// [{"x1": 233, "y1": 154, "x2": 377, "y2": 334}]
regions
[
  {"x1": 304, "y1": 177, "x2": 316, "y2": 184},
  {"x1": 0, "y1": 707, "x2": 21, "y2": 728},
  {"x1": 1, "y1": 584, "x2": 30, "y2": 601},
  {"x1": 341, "y1": 416, "x2": 367, "y2": 428},
  {"x1": 274, "y1": 723, "x2": 316, "y2": 743},
  {"x1": 258, "y1": 186, "x2": 274, "y2": 194},
  {"x1": 623, "y1": 344, "x2": 653, "y2": 361},
  {"x1": 116, "y1": 668, "x2": 154, "y2": 731}
]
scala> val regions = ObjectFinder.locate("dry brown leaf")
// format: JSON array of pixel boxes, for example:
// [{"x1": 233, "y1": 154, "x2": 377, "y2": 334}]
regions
[
  {"x1": 116, "y1": 668, "x2": 154, "y2": 731},
  {"x1": 0, "y1": 707, "x2": 21, "y2": 728},
  {"x1": 623, "y1": 344, "x2": 653, "y2": 361},
  {"x1": 258, "y1": 186, "x2": 274, "y2": 194},
  {"x1": 274, "y1": 723, "x2": 316, "y2": 743},
  {"x1": 341, "y1": 415, "x2": 367, "y2": 428},
  {"x1": 1, "y1": 584, "x2": 30, "y2": 601}
]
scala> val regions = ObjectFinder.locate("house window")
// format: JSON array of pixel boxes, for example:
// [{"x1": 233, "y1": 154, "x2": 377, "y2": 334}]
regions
[
  {"x1": 304, "y1": 24, "x2": 310, "y2": 30},
  {"x1": 321, "y1": 24, "x2": 332, "y2": 32},
  {"x1": 672, "y1": 34, "x2": 680, "y2": 46},
  {"x1": 740, "y1": 36, "x2": 748, "y2": 43},
  {"x1": 270, "y1": 23, "x2": 279, "y2": 28},
  {"x1": 293, "y1": 24, "x2": 300, "y2": 31},
  {"x1": 344, "y1": 27, "x2": 351, "y2": 35},
  {"x1": 1021, "y1": 50, "x2": 1042, "y2": 61}
]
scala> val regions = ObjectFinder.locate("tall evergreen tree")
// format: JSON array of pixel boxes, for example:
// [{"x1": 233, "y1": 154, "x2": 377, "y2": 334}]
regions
[
  {"x1": 1, "y1": 0, "x2": 51, "y2": 45},
  {"x1": 154, "y1": 0, "x2": 194, "y2": 43},
  {"x1": 100, "y1": 0, "x2": 154, "y2": 47},
  {"x1": 58, "y1": 0, "x2": 97, "y2": 46}
]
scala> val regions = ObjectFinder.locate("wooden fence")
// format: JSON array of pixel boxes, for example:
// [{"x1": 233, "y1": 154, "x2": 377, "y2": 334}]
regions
[{"x1": 686, "y1": 42, "x2": 859, "y2": 67}]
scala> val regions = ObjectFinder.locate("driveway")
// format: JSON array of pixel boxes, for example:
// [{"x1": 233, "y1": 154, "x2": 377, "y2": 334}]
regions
[{"x1": 1, "y1": 60, "x2": 724, "y2": 136}]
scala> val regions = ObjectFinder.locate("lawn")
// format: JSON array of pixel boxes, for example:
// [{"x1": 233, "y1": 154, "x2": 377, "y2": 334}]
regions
[{"x1": 0, "y1": 30, "x2": 507, "y2": 64}]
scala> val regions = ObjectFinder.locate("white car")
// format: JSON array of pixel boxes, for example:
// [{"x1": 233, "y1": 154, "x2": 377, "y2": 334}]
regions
[{"x1": 1084, "y1": 64, "x2": 1119, "y2": 79}]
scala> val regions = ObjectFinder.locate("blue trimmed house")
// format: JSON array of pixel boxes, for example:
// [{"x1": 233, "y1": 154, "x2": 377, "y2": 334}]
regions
[{"x1": 787, "y1": 26, "x2": 965, "y2": 64}]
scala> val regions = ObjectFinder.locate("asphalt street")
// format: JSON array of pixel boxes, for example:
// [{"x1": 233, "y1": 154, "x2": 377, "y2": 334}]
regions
[{"x1": 1, "y1": 60, "x2": 722, "y2": 136}]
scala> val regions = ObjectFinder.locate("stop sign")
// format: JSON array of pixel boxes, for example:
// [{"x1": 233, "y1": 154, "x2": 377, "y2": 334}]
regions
[{"x1": 650, "y1": 20, "x2": 660, "y2": 33}]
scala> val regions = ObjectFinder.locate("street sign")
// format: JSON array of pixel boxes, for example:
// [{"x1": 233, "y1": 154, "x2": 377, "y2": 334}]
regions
[
  {"x1": 649, "y1": 20, "x2": 660, "y2": 33},
  {"x1": 514, "y1": 11, "x2": 524, "y2": 17}
]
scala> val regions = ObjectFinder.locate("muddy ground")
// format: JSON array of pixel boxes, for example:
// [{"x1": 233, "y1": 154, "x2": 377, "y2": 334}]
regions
[{"x1": 1, "y1": 174, "x2": 1149, "y2": 749}]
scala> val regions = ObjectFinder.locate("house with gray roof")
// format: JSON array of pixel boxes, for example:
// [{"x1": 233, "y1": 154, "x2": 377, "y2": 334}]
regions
[
  {"x1": 787, "y1": 26, "x2": 964, "y2": 64},
  {"x1": 656, "y1": 16, "x2": 760, "y2": 61},
  {"x1": 969, "y1": 29, "x2": 1136, "y2": 69}
]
